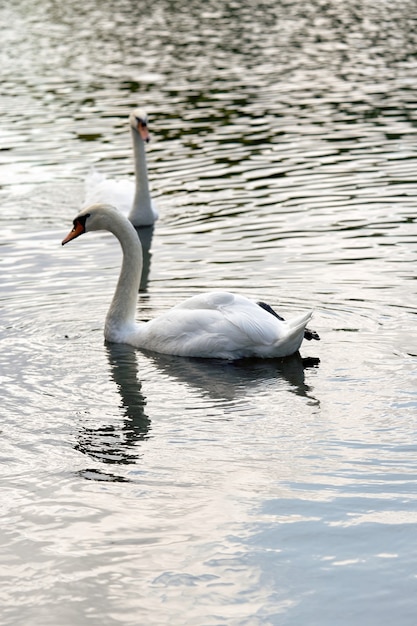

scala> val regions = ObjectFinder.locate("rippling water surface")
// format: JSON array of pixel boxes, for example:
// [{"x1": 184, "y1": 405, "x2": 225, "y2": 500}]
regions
[{"x1": 1, "y1": 0, "x2": 417, "y2": 624}]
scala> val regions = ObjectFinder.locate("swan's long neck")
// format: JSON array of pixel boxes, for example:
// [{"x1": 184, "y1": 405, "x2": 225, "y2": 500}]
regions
[
  {"x1": 104, "y1": 216, "x2": 143, "y2": 340},
  {"x1": 128, "y1": 128, "x2": 154, "y2": 226}
]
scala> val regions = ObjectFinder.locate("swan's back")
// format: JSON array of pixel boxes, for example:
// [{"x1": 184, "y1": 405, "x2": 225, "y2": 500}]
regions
[{"x1": 83, "y1": 169, "x2": 135, "y2": 214}]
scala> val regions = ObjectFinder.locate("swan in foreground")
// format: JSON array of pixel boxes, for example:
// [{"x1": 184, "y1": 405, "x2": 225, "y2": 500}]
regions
[
  {"x1": 62, "y1": 204, "x2": 319, "y2": 359},
  {"x1": 83, "y1": 108, "x2": 158, "y2": 227}
]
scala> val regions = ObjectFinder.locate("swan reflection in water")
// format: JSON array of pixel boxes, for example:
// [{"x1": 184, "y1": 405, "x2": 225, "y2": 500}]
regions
[
  {"x1": 144, "y1": 351, "x2": 320, "y2": 404},
  {"x1": 76, "y1": 343, "x2": 151, "y2": 480},
  {"x1": 75, "y1": 224, "x2": 154, "y2": 475},
  {"x1": 76, "y1": 343, "x2": 319, "y2": 481},
  {"x1": 135, "y1": 224, "x2": 154, "y2": 292}
]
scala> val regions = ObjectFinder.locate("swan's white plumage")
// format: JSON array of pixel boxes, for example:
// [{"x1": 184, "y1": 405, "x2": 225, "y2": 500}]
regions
[
  {"x1": 125, "y1": 298, "x2": 313, "y2": 359},
  {"x1": 83, "y1": 108, "x2": 158, "y2": 227},
  {"x1": 84, "y1": 169, "x2": 135, "y2": 215},
  {"x1": 62, "y1": 204, "x2": 316, "y2": 360}
]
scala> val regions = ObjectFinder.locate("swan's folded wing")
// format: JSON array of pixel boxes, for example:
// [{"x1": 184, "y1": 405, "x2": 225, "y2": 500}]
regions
[
  {"x1": 220, "y1": 303, "x2": 285, "y2": 345},
  {"x1": 173, "y1": 292, "x2": 283, "y2": 345},
  {"x1": 133, "y1": 307, "x2": 232, "y2": 357}
]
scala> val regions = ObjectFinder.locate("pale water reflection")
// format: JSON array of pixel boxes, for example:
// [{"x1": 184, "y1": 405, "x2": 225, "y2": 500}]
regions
[{"x1": 1, "y1": 0, "x2": 417, "y2": 624}]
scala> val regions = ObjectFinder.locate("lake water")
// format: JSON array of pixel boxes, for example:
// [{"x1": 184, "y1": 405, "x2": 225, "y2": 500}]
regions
[{"x1": 1, "y1": 0, "x2": 417, "y2": 624}]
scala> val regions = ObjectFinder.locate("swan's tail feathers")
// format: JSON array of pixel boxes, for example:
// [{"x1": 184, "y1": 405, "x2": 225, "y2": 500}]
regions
[
  {"x1": 287, "y1": 310, "x2": 313, "y2": 332},
  {"x1": 257, "y1": 301, "x2": 320, "y2": 341},
  {"x1": 275, "y1": 310, "x2": 316, "y2": 356},
  {"x1": 290, "y1": 311, "x2": 320, "y2": 341}
]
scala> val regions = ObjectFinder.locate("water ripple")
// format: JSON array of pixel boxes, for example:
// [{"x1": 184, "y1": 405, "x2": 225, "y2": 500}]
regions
[{"x1": 1, "y1": 1, "x2": 417, "y2": 624}]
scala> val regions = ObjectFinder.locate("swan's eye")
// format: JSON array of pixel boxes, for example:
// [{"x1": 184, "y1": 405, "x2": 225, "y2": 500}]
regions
[
  {"x1": 136, "y1": 117, "x2": 147, "y2": 128},
  {"x1": 73, "y1": 213, "x2": 90, "y2": 231}
]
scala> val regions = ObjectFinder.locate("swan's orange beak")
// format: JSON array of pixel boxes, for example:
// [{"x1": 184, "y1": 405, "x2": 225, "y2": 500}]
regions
[
  {"x1": 138, "y1": 121, "x2": 150, "y2": 143},
  {"x1": 62, "y1": 220, "x2": 85, "y2": 245}
]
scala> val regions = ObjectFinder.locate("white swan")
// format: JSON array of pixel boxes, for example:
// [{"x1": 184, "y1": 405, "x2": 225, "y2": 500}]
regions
[
  {"x1": 83, "y1": 108, "x2": 158, "y2": 227},
  {"x1": 62, "y1": 204, "x2": 319, "y2": 359}
]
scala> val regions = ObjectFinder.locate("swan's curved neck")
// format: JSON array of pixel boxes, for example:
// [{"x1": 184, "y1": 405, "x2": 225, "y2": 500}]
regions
[
  {"x1": 104, "y1": 217, "x2": 143, "y2": 339},
  {"x1": 129, "y1": 128, "x2": 153, "y2": 224}
]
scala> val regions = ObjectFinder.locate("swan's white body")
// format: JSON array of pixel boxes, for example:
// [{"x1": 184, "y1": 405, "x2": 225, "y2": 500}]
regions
[
  {"x1": 83, "y1": 109, "x2": 158, "y2": 227},
  {"x1": 62, "y1": 204, "x2": 316, "y2": 360}
]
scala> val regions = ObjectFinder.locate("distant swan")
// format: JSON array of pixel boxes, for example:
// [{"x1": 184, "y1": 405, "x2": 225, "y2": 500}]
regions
[
  {"x1": 62, "y1": 204, "x2": 319, "y2": 359},
  {"x1": 83, "y1": 108, "x2": 158, "y2": 227}
]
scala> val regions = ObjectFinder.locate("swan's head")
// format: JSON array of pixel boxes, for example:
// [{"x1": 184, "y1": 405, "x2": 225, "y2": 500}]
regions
[
  {"x1": 129, "y1": 108, "x2": 150, "y2": 143},
  {"x1": 62, "y1": 203, "x2": 122, "y2": 245}
]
